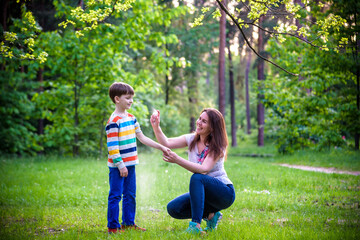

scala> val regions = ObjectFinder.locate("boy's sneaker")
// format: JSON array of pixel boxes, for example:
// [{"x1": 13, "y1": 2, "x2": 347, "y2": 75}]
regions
[
  {"x1": 204, "y1": 212, "x2": 223, "y2": 231},
  {"x1": 121, "y1": 224, "x2": 146, "y2": 231},
  {"x1": 107, "y1": 228, "x2": 124, "y2": 234},
  {"x1": 185, "y1": 221, "x2": 205, "y2": 234}
]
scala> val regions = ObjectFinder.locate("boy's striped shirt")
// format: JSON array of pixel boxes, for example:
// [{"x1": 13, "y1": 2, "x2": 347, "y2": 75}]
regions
[{"x1": 106, "y1": 112, "x2": 141, "y2": 168}]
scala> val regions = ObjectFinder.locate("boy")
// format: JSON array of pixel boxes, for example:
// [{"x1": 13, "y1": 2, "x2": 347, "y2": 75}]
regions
[{"x1": 106, "y1": 82, "x2": 168, "y2": 234}]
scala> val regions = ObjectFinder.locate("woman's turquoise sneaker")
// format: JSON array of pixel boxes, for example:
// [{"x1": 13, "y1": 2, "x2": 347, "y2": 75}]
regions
[
  {"x1": 186, "y1": 221, "x2": 204, "y2": 234},
  {"x1": 204, "y1": 212, "x2": 223, "y2": 231}
]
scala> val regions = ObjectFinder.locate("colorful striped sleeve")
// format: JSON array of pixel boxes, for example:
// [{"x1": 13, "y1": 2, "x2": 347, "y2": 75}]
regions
[
  {"x1": 133, "y1": 116, "x2": 142, "y2": 133},
  {"x1": 106, "y1": 121, "x2": 125, "y2": 169}
]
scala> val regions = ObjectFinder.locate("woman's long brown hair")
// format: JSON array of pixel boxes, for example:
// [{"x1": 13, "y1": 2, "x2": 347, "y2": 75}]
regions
[{"x1": 189, "y1": 108, "x2": 228, "y2": 161}]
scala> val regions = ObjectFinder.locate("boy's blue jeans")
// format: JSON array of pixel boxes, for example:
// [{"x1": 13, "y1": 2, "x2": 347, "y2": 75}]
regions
[
  {"x1": 107, "y1": 166, "x2": 136, "y2": 229},
  {"x1": 167, "y1": 173, "x2": 235, "y2": 224}
]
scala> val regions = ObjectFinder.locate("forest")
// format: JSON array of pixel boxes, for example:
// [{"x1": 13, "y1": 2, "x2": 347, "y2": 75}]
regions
[{"x1": 1, "y1": 0, "x2": 359, "y2": 157}]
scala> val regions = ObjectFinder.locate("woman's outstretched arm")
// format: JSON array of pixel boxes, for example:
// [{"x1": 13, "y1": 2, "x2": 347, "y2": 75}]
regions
[
  {"x1": 162, "y1": 149, "x2": 218, "y2": 174},
  {"x1": 150, "y1": 110, "x2": 187, "y2": 149}
]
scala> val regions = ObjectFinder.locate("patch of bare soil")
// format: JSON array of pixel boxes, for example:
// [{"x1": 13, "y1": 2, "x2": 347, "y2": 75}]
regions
[
  {"x1": 278, "y1": 164, "x2": 360, "y2": 176},
  {"x1": 35, "y1": 226, "x2": 66, "y2": 236}
]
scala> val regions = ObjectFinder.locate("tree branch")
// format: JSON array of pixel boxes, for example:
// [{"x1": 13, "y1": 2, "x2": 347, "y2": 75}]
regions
[
  {"x1": 215, "y1": 0, "x2": 298, "y2": 76},
  {"x1": 100, "y1": 0, "x2": 120, "y2": 23},
  {"x1": 246, "y1": 22, "x2": 321, "y2": 48}
]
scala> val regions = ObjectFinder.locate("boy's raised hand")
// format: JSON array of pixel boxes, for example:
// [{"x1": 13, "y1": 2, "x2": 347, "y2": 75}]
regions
[{"x1": 119, "y1": 166, "x2": 128, "y2": 177}]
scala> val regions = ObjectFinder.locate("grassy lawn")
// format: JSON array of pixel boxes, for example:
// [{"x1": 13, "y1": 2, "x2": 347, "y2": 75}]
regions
[
  {"x1": 228, "y1": 140, "x2": 360, "y2": 171},
  {"x1": 0, "y1": 148, "x2": 359, "y2": 239}
]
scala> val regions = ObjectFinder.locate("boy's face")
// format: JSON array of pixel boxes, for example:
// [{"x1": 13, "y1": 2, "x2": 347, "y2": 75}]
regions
[{"x1": 115, "y1": 94, "x2": 134, "y2": 110}]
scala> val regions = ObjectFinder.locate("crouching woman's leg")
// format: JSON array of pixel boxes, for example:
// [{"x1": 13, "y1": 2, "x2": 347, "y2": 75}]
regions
[
  {"x1": 167, "y1": 193, "x2": 192, "y2": 219},
  {"x1": 189, "y1": 173, "x2": 235, "y2": 224}
]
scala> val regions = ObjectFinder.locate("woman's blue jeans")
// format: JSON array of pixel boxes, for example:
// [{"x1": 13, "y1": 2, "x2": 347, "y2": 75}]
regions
[
  {"x1": 167, "y1": 173, "x2": 235, "y2": 224},
  {"x1": 107, "y1": 166, "x2": 136, "y2": 229}
]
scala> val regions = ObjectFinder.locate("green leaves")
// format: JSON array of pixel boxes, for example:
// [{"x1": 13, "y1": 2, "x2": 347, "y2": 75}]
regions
[
  {"x1": 1, "y1": 0, "x2": 188, "y2": 156},
  {"x1": 0, "y1": 57, "x2": 42, "y2": 155},
  {"x1": 266, "y1": 21, "x2": 359, "y2": 152},
  {"x1": 1, "y1": 3, "x2": 47, "y2": 63},
  {"x1": 30, "y1": 0, "x2": 183, "y2": 156},
  {"x1": 58, "y1": 0, "x2": 137, "y2": 37}
]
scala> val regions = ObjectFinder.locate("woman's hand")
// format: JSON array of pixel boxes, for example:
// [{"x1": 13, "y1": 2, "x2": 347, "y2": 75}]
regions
[
  {"x1": 160, "y1": 145, "x2": 171, "y2": 154},
  {"x1": 150, "y1": 109, "x2": 160, "y2": 129},
  {"x1": 163, "y1": 149, "x2": 179, "y2": 164}
]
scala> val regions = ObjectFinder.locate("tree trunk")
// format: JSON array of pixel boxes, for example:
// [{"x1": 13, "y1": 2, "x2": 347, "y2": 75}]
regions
[
  {"x1": 37, "y1": 68, "x2": 44, "y2": 135},
  {"x1": 1, "y1": 0, "x2": 9, "y2": 31},
  {"x1": 165, "y1": 41, "x2": 170, "y2": 105},
  {"x1": 206, "y1": 58, "x2": 211, "y2": 85},
  {"x1": 245, "y1": 47, "x2": 252, "y2": 134},
  {"x1": 257, "y1": 16, "x2": 265, "y2": 147},
  {"x1": 356, "y1": 69, "x2": 359, "y2": 150},
  {"x1": 165, "y1": 73, "x2": 169, "y2": 105},
  {"x1": 355, "y1": 21, "x2": 359, "y2": 150},
  {"x1": 218, "y1": 0, "x2": 226, "y2": 116},
  {"x1": 190, "y1": 117, "x2": 196, "y2": 133},
  {"x1": 188, "y1": 77, "x2": 198, "y2": 132},
  {"x1": 295, "y1": 0, "x2": 305, "y2": 75},
  {"x1": 188, "y1": 95, "x2": 197, "y2": 132},
  {"x1": 99, "y1": 115, "x2": 106, "y2": 157},
  {"x1": 78, "y1": 0, "x2": 84, "y2": 8},
  {"x1": 1, "y1": 0, "x2": 8, "y2": 71},
  {"x1": 73, "y1": 56, "x2": 80, "y2": 156},
  {"x1": 294, "y1": 0, "x2": 306, "y2": 41},
  {"x1": 227, "y1": 43, "x2": 237, "y2": 146},
  {"x1": 72, "y1": 0, "x2": 85, "y2": 156},
  {"x1": 73, "y1": 79, "x2": 79, "y2": 157}
]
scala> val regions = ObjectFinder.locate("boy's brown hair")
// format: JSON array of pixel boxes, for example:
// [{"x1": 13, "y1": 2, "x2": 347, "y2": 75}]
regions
[{"x1": 109, "y1": 82, "x2": 135, "y2": 103}]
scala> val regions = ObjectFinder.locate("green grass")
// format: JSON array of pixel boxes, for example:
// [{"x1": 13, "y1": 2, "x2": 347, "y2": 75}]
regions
[
  {"x1": 228, "y1": 140, "x2": 360, "y2": 171},
  {"x1": 1, "y1": 149, "x2": 359, "y2": 239}
]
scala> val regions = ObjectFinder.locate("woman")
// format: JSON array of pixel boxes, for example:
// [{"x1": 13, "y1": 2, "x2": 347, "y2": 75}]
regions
[{"x1": 150, "y1": 108, "x2": 235, "y2": 234}]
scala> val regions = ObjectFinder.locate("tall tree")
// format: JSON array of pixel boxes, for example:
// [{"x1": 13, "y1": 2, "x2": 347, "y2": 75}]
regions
[
  {"x1": 218, "y1": 0, "x2": 227, "y2": 116},
  {"x1": 330, "y1": 0, "x2": 360, "y2": 149},
  {"x1": 226, "y1": 17, "x2": 238, "y2": 146},
  {"x1": 36, "y1": 68, "x2": 44, "y2": 136},
  {"x1": 235, "y1": 1, "x2": 254, "y2": 135},
  {"x1": 245, "y1": 46, "x2": 252, "y2": 134},
  {"x1": 72, "y1": 0, "x2": 85, "y2": 156},
  {"x1": 227, "y1": 41, "x2": 237, "y2": 146},
  {"x1": 257, "y1": 16, "x2": 265, "y2": 146}
]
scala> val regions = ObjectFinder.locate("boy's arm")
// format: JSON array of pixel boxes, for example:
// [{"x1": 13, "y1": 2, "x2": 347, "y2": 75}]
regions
[
  {"x1": 119, "y1": 166, "x2": 128, "y2": 177},
  {"x1": 106, "y1": 122, "x2": 126, "y2": 170},
  {"x1": 136, "y1": 132, "x2": 168, "y2": 152}
]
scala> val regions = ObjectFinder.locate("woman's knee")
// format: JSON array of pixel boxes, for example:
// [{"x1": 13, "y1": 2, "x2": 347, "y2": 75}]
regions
[
  {"x1": 190, "y1": 173, "x2": 203, "y2": 183},
  {"x1": 167, "y1": 201, "x2": 178, "y2": 218}
]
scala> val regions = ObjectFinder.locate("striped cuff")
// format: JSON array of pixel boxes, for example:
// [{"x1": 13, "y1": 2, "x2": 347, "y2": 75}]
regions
[{"x1": 115, "y1": 161, "x2": 125, "y2": 170}]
